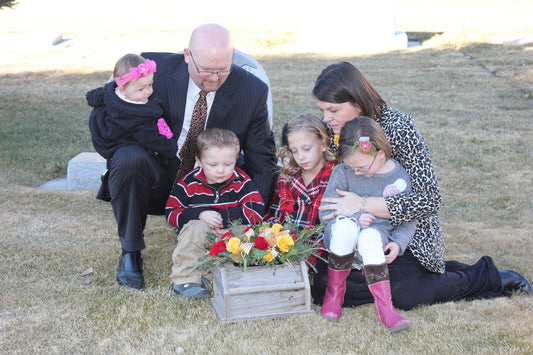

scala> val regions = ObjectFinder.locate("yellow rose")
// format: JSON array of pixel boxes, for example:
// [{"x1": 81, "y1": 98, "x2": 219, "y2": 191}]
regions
[
  {"x1": 270, "y1": 223, "x2": 283, "y2": 235},
  {"x1": 227, "y1": 237, "x2": 243, "y2": 254},
  {"x1": 230, "y1": 253, "x2": 243, "y2": 263},
  {"x1": 263, "y1": 252, "x2": 274, "y2": 262},
  {"x1": 276, "y1": 235, "x2": 294, "y2": 253}
]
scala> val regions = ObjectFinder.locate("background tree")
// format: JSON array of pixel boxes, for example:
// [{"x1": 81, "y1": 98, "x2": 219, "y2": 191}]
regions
[{"x1": 0, "y1": 0, "x2": 17, "y2": 10}]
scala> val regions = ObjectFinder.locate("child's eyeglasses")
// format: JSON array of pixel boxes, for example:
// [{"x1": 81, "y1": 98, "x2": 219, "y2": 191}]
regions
[{"x1": 352, "y1": 154, "x2": 377, "y2": 174}]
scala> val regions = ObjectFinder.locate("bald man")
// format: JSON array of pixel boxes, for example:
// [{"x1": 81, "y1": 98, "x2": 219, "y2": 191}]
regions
[{"x1": 95, "y1": 24, "x2": 276, "y2": 290}]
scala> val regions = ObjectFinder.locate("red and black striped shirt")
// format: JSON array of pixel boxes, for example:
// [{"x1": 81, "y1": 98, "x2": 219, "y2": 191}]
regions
[{"x1": 166, "y1": 167, "x2": 264, "y2": 231}]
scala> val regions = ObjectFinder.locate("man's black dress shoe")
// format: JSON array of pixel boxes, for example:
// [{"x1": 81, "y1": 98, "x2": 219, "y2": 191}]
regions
[
  {"x1": 499, "y1": 270, "x2": 531, "y2": 294},
  {"x1": 117, "y1": 252, "x2": 144, "y2": 290}
]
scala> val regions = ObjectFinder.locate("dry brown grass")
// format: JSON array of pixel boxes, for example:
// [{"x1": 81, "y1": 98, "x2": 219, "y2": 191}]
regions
[{"x1": 1, "y1": 0, "x2": 533, "y2": 354}]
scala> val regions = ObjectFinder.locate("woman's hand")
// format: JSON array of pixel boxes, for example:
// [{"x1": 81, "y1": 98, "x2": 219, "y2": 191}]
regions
[
  {"x1": 319, "y1": 189, "x2": 362, "y2": 221},
  {"x1": 384, "y1": 242, "x2": 400, "y2": 264},
  {"x1": 199, "y1": 211, "x2": 223, "y2": 229}
]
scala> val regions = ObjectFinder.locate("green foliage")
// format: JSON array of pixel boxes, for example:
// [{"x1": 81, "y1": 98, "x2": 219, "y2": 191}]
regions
[{"x1": 0, "y1": 0, "x2": 17, "y2": 10}]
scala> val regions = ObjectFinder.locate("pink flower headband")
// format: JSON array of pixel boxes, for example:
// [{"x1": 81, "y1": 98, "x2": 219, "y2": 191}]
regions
[
  {"x1": 338, "y1": 136, "x2": 376, "y2": 154},
  {"x1": 115, "y1": 59, "x2": 157, "y2": 86}
]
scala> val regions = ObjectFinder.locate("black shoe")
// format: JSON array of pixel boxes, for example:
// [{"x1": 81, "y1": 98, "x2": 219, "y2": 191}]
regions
[
  {"x1": 117, "y1": 252, "x2": 144, "y2": 290},
  {"x1": 499, "y1": 270, "x2": 531, "y2": 294},
  {"x1": 172, "y1": 282, "x2": 210, "y2": 300}
]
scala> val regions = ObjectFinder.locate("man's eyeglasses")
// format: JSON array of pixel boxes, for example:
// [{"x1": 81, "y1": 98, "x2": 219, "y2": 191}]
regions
[{"x1": 189, "y1": 51, "x2": 232, "y2": 76}]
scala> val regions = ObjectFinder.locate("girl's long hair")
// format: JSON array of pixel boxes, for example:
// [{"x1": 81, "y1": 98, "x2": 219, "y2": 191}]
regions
[{"x1": 278, "y1": 114, "x2": 336, "y2": 181}]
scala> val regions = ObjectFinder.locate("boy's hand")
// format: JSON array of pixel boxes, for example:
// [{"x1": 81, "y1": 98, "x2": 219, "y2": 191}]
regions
[
  {"x1": 212, "y1": 227, "x2": 231, "y2": 238},
  {"x1": 199, "y1": 211, "x2": 223, "y2": 229},
  {"x1": 358, "y1": 213, "x2": 375, "y2": 229},
  {"x1": 383, "y1": 242, "x2": 400, "y2": 264}
]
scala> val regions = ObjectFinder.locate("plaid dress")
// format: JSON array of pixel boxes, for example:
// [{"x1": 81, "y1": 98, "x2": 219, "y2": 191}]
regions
[{"x1": 266, "y1": 162, "x2": 334, "y2": 229}]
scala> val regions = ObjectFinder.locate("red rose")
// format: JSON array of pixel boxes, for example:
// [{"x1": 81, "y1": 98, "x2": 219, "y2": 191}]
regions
[
  {"x1": 221, "y1": 231, "x2": 234, "y2": 241},
  {"x1": 290, "y1": 231, "x2": 298, "y2": 240},
  {"x1": 253, "y1": 237, "x2": 269, "y2": 251},
  {"x1": 210, "y1": 241, "x2": 227, "y2": 256}
]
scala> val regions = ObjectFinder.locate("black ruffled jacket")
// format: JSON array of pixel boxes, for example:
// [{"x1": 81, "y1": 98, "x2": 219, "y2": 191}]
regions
[{"x1": 87, "y1": 82, "x2": 178, "y2": 161}]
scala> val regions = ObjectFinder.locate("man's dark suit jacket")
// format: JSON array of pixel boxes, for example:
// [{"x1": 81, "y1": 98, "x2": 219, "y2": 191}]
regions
[{"x1": 141, "y1": 52, "x2": 277, "y2": 204}]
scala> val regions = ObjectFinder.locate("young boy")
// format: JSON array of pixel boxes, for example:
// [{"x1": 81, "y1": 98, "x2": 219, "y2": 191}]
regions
[{"x1": 165, "y1": 128, "x2": 265, "y2": 299}]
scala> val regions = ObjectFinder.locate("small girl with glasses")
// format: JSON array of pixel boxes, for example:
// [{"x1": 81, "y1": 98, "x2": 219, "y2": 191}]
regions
[{"x1": 319, "y1": 116, "x2": 416, "y2": 333}]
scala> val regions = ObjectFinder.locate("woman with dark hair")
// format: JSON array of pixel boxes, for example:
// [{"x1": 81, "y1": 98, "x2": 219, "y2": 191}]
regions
[{"x1": 311, "y1": 61, "x2": 530, "y2": 310}]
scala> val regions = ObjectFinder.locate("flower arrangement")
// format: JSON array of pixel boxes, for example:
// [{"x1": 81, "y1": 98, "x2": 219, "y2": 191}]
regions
[{"x1": 193, "y1": 219, "x2": 325, "y2": 272}]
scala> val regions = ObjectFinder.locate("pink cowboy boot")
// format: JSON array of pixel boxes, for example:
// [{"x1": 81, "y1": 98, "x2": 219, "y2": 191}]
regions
[
  {"x1": 320, "y1": 251, "x2": 355, "y2": 321},
  {"x1": 363, "y1": 263, "x2": 411, "y2": 333}
]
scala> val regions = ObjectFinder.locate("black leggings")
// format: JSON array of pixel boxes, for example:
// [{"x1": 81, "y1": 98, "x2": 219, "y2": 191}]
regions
[{"x1": 311, "y1": 249, "x2": 509, "y2": 310}]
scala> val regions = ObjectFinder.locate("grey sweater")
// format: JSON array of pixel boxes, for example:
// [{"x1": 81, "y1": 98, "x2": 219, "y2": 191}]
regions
[{"x1": 320, "y1": 159, "x2": 417, "y2": 262}]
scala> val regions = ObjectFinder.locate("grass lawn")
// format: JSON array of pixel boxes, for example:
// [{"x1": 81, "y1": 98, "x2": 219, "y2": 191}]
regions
[{"x1": 1, "y1": 0, "x2": 532, "y2": 354}]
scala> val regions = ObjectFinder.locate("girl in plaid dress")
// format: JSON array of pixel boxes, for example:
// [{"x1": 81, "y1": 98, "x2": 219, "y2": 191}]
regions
[{"x1": 266, "y1": 114, "x2": 336, "y2": 229}]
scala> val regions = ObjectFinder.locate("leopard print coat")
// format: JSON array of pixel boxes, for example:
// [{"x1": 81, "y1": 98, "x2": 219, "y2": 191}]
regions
[{"x1": 328, "y1": 105, "x2": 445, "y2": 273}]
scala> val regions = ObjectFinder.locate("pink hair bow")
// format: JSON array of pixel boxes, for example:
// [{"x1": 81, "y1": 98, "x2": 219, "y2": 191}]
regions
[{"x1": 115, "y1": 59, "x2": 157, "y2": 86}]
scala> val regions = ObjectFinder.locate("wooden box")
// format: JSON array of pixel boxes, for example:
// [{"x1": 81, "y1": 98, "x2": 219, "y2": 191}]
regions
[{"x1": 210, "y1": 261, "x2": 315, "y2": 323}]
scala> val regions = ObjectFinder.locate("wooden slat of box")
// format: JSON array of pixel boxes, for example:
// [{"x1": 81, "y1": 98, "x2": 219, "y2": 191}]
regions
[{"x1": 211, "y1": 261, "x2": 315, "y2": 323}]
